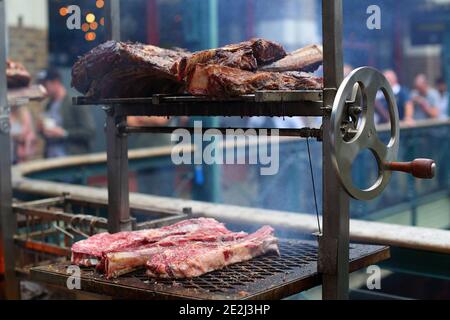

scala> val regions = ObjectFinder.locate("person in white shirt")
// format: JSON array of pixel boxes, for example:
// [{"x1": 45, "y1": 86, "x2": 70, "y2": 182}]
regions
[
  {"x1": 405, "y1": 74, "x2": 440, "y2": 124},
  {"x1": 436, "y1": 78, "x2": 449, "y2": 120}
]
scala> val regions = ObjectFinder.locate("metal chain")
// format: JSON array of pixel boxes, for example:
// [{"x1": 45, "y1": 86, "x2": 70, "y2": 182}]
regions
[{"x1": 306, "y1": 138, "x2": 322, "y2": 235}]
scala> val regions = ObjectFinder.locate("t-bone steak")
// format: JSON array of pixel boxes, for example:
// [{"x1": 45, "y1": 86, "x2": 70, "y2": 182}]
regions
[
  {"x1": 146, "y1": 226, "x2": 279, "y2": 279},
  {"x1": 71, "y1": 218, "x2": 229, "y2": 267}
]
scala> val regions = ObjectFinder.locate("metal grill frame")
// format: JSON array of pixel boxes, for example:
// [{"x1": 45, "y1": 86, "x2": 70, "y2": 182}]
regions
[
  {"x1": 12, "y1": 195, "x2": 194, "y2": 275},
  {"x1": 85, "y1": 0, "x2": 350, "y2": 300},
  {"x1": 0, "y1": 0, "x2": 378, "y2": 300},
  {"x1": 30, "y1": 240, "x2": 389, "y2": 300}
]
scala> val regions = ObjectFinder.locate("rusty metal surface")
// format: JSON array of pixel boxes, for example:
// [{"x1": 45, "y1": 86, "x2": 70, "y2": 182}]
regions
[{"x1": 30, "y1": 240, "x2": 389, "y2": 300}]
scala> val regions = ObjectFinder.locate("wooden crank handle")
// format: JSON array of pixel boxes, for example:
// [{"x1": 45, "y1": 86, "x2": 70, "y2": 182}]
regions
[{"x1": 385, "y1": 159, "x2": 436, "y2": 179}]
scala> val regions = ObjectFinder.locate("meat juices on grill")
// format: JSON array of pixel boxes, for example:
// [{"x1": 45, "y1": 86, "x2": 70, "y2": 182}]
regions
[
  {"x1": 146, "y1": 226, "x2": 279, "y2": 279},
  {"x1": 6, "y1": 60, "x2": 31, "y2": 88},
  {"x1": 71, "y1": 40, "x2": 190, "y2": 98},
  {"x1": 187, "y1": 64, "x2": 323, "y2": 97},
  {"x1": 103, "y1": 231, "x2": 248, "y2": 279},
  {"x1": 259, "y1": 44, "x2": 323, "y2": 73},
  {"x1": 174, "y1": 38, "x2": 287, "y2": 82},
  {"x1": 71, "y1": 218, "x2": 229, "y2": 267}
]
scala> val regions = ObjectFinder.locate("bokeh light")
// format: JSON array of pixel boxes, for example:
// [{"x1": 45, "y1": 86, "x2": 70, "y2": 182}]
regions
[
  {"x1": 81, "y1": 23, "x2": 90, "y2": 32},
  {"x1": 59, "y1": 7, "x2": 68, "y2": 16},
  {"x1": 100, "y1": 17, "x2": 105, "y2": 26},
  {"x1": 86, "y1": 13, "x2": 96, "y2": 23},
  {"x1": 85, "y1": 32, "x2": 97, "y2": 41},
  {"x1": 96, "y1": 0, "x2": 105, "y2": 9},
  {"x1": 90, "y1": 22, "x2": 98, "y2": 30}
]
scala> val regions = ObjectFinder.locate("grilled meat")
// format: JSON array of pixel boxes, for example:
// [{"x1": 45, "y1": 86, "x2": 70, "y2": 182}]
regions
[
  {"x1": 71, "y1": 40, "x2": 190, "y2": 98},
  {"x1": 6, "y1": 60, "x2": 31, "y2": 88},
  {"x1": 71, "y1": 218, "x2": 279, "y2": 280},
  {"x1": 259, "y1": 44, "x2": 323, "y2": 73},
  {"x1": 71, "y1": 218, "x2": 228, "y2": 267},
  {"x1": 187, "y1": 64, "x2": 323, "y2": 97},
  {"x1": 146, "y1": 226, "x2": 279, "y2": 279},
  {"x1": 174, "y1": 38, "x2": 287, "y2": 81}
]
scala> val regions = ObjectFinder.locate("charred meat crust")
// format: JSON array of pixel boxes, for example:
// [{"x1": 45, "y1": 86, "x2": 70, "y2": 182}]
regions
[
  {"x1": 176, "y1": 38, "x2": 287, "y2": 82},
  {"x1": 7, "y1": 60, "x2": 31, "y2": 89},
  {"x1": 187, "y1": 64, "x2": 323, "y2": 98},
  {"x1": 71, "y1": 40, "x2": 190, "y2": 98}
]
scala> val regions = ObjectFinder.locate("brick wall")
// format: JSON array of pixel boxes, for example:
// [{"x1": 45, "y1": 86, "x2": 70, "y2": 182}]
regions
[{"x1": 8, "y1": 26, "x2": 48, "y2": 77}]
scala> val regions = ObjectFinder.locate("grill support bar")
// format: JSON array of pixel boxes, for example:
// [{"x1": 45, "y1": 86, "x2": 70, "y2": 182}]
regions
[
  {"x1": 320, "y1": 0, "x2": 350, "y2": 300},
  {"x1": 104, "y1": 2, "x2": 133, "y2": 233},
  {"x1": 105, "y1": 108, "x2": 133, "y2": 233},
  {"x1": 121, "y1": 126, "x2": 323, "y2": 140},
  {"x1": 0, "y1": 0, "x2": 20, "y2": 299}
]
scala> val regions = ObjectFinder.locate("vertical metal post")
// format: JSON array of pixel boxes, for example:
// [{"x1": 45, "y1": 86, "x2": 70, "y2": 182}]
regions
[
  {"x1": 104, "y1": 2, "x2": 131, "y2": 232},
  {"x1": 0, "y1": 0, "x2": 20, "y2": 299},
  {"x1": 105, "y1": 109, "x2": 131, "y2": 232},
  {"x1": 197, "y1": 0, "x2": 221, "y2": 203},
  {"x1": 105, "y1": 0, "x2": 121, "y2": 41},
  {"x1": 320, "y1": 0, "x2": 350, "y2": 300}
]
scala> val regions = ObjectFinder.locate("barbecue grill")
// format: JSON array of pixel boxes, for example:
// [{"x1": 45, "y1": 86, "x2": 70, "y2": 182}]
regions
[
  {"x1": 0, "y1": 0, "x2": 436, "y2": 300},
  {"x1": 31, "y1": 241, "x2": 389, "y2": 300}
]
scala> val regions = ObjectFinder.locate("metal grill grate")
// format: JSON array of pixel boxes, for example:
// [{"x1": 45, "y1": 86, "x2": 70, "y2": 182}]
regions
[
  {"x1": 131, "y1": 241, "x2": 317, "y2": 294},
  {"x1": 30, "y1": 240, "x2": 389, "y2": 300}
]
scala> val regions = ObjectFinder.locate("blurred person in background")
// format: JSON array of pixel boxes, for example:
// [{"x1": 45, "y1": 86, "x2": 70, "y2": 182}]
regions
[
  {"x1": 37, "y1": 69, "x2": 95, "y2": 158},
  {"x1": 375, "y1": 69, "x2": 409, "y2": 123},
  {"x1": 436, "y1": 78, "x2": 449, "y2": 120},
  {"x1": 10, "y1": 104, "x2": 37, "y2": 163},
  {"x1": 405, "y1": 74, "x2": 440, "y2": 124},
  {"x1": 343, "y1": 64, "x2": 354, "y2": 77}
]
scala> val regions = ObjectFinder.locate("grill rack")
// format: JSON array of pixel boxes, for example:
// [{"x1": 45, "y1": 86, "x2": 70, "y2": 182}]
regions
[
  {"x1": 31, "y1": 240, "x2": 389, "y2": 300},
  {"x1": 18, "y1": 0, "x2": 383, "y2": 300},
  {"x1": 73, "y1": 91, "x2": 324, "y2": 117},
  {"x1": 12, "y1": 195, "x2": 192, "y2": 277}
]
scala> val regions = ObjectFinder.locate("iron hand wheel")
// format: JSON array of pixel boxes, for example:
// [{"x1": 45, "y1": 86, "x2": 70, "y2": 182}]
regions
[{"x1": 330, "y1": 67, "x2": 400, "y2": 200}]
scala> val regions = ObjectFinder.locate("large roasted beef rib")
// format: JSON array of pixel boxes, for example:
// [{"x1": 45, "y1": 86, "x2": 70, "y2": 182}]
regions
[
  {"x1": 173, "y1": 38, "x2": 287, "y2": 82},
  {"x1": 72, "y1": 39, "x2": 323, "y2": 99},
  {"x1": 71, "y1": 41, "x2": 190, "y2": 98},
  {"x1": 187, "y1": 64, "x2": 323, "y2": 97},
  {"x1": 259, "y1": 44, "x2": 323, "y2": 73}
]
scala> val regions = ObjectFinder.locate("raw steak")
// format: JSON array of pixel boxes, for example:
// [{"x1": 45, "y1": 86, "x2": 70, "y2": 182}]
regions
[
  {"x1": 173, "y1": 38, "x2": 286, "y2": 82},
  {"x1": 71, "y1": 218, "x2": 228, "y2": 267},
  {"x1": 187, "y1": 64, "x2": 323, "y2": 97},
  {"x1": 6, "y1": 60, "x2": 31, "y2": 88},
  {"x1": 71, "y1": 41, "x2": 190, "y2": 98},
  {"x1": 103, "y1": 230, "x2": 247, "y2": 278},
  {"x1": 146, "y1": 226, "x2": 279, "y2": 279}
]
